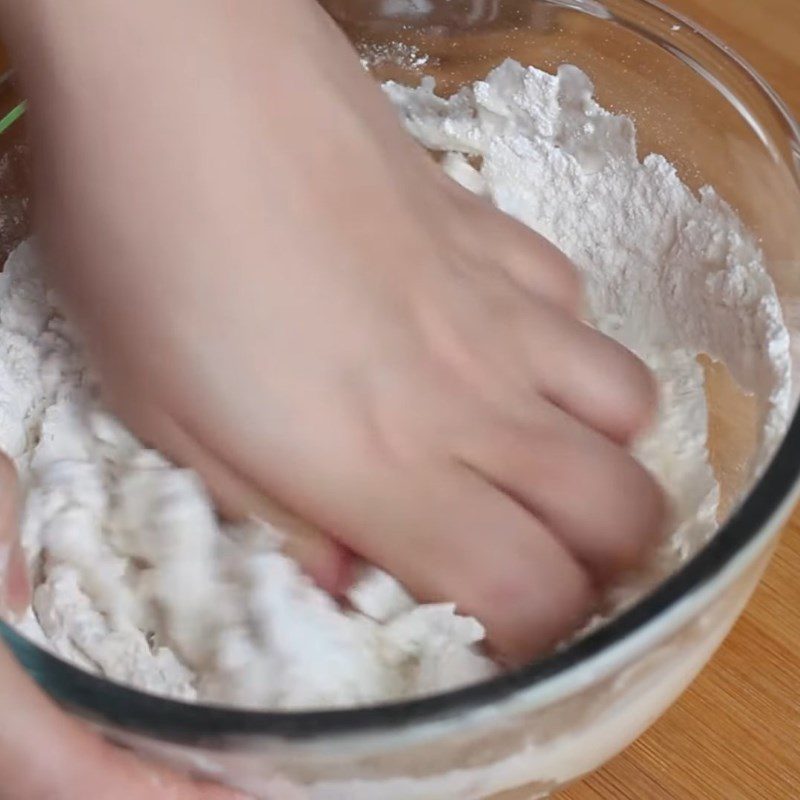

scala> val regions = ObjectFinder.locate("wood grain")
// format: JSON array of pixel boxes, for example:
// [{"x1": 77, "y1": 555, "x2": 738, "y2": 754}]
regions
[{"x1": 559, "y1": 6, "x2": 800, "y2": 798}]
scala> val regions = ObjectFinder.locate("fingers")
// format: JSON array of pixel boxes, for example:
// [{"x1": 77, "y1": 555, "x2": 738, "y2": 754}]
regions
[
  {"x1": 445, "y1": 178, "x2": 583, "y2": 315},
  {"x1": 115, "y1": 395, "x2": 596, "y2": 662},
  {"x1": 460, "y1": 406, "x2": 666, "y2": 583},
  {"x1": 0, "y1": 452, "x2": 29, "y2": 617},
  {"x1": 491, "y1": 213, "x2": 584, "y2": 316},
  {"x1": 466, "y1": 194, "x2": 657, "y2": 445},
  {"x1": 519, "y1": 301, "x2": 658, "y2": 445},
  {"x1": 252, "y1": 492, "x2": 357, "y2": 596},
  {"x1": 143, "y1": 412, "x2": 356, "y2": 596},
  {"x1": 0, "y1": 646, "x2": 247, "y2": 800},
  {"x1": 456, "y1": 195, "x2": 657, "y2": 447},
  {"x1": 327, "y1": 461, "x2": 596, "y2": 662}
]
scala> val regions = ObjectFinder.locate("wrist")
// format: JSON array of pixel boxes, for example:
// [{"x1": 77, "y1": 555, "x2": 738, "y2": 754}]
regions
[
  {"x1": 0, "y1": 1, "x2": 322, "y2": 99},
  {"x1": 0, "y1": 0, "x2": 87, "y2": 103},
  {"x1": 0, "y1": 0, "x2": 56, "y2": 51}
]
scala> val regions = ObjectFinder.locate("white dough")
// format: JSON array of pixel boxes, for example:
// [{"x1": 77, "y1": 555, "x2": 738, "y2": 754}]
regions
[{"x1": 0, "y1": 60, "x2": 790, "y2": 709}]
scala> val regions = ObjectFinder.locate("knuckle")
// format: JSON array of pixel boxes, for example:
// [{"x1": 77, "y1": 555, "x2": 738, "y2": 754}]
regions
[
  {"x1": 627, "y1": 357, "x2": 659, "y2": 430},
  {"x1": 480, "y1": 559, "x2": 595, "y2": 662},
  {"x1": 603, "y1": 461, "x2": 666, "y2": 574},
  {"x1": 609, "y1": 346, "x2": 659, "y2": 440},
  {"x1": 531, "y1": 250, "x2": 583, "y2": 314},
  {"x1": 553, "y1": 257, "x2": 584, "y2": 312},
  {"x1": 501, "y1": 215, "x2": 584, "y2": 314}
]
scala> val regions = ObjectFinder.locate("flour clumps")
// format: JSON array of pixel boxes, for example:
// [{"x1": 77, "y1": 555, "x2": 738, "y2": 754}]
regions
[{"x1": 2, "y1": 59, "x2": 791, "y2": 709}]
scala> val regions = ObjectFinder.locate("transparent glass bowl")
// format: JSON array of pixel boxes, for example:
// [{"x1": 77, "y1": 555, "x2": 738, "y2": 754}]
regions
[{"x1": 1, "y1": 1, "x2": 800, "y2": 798}]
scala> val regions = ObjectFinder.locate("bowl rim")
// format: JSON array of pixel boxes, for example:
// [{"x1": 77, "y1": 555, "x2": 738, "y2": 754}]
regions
[{"x1": 3, "y1": 0, "x2": 800, "y2": 744}]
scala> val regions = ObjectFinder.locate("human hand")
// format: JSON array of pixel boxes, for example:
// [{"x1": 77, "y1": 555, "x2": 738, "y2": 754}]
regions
[
  {"x1": 4, "y1": 0, "x2": 664, "y2": 661},
  {"x1": 0, "y1": 454, "x2": 245, "y2": 800}
]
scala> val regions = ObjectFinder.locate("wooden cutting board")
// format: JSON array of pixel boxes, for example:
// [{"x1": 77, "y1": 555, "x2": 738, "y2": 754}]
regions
[{"x1": 560, "y1": 2, "x2": 800, "y2": 798}]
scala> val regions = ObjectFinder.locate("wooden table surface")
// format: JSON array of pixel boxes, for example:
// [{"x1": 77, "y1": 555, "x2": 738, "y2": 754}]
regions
[{"x1": 560, "y1": 6, "x2": 800, "y2": 798}]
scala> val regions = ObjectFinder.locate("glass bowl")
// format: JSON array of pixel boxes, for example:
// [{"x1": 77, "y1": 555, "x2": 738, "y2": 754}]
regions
[{"x1": 2, "y1": 1, "x2": 800, "y2": 798}]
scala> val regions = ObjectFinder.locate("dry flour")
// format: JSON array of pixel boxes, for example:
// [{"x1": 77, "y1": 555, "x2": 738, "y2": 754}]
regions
[{"x1": 1, "y1": 60, "x2": 791, "y2": 709}]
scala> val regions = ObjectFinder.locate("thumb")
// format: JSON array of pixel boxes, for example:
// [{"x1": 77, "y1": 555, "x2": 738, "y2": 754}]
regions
[
  {"x1": 0, "y1": 646, "x2": 250, "y2": 800},
  {"x1": 0, "y1": 452, "x2": 248, "y2": 800}
]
